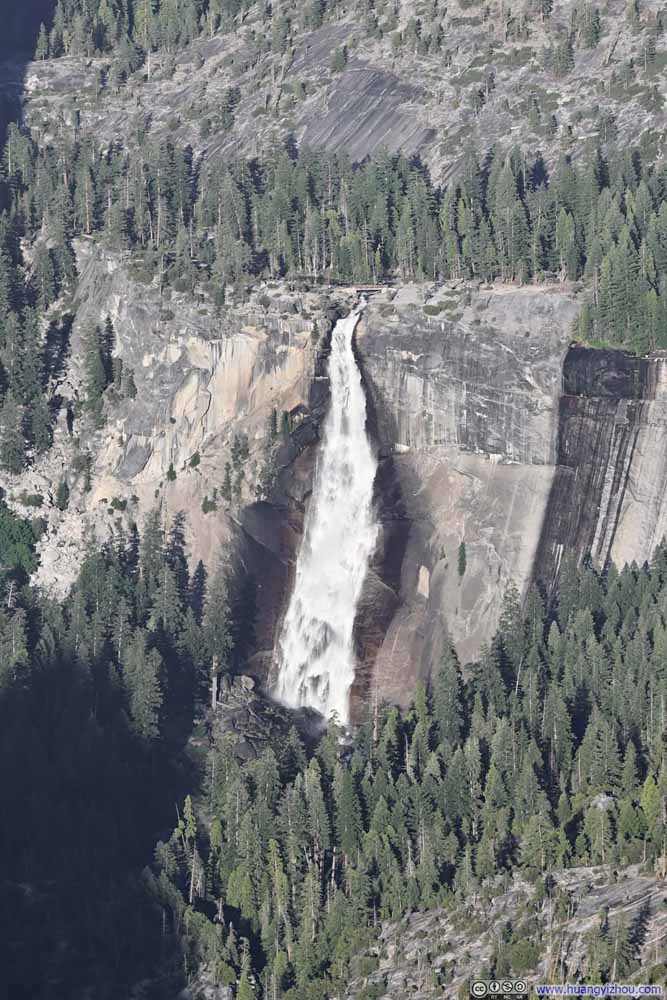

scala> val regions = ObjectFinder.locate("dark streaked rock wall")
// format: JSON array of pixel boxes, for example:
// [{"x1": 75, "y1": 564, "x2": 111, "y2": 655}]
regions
[
  {"x1": 534, "y1": 345, "x2": 667, "y2": 593},
  {"x1": 351, "y1": 284, "x2": 577, "y2": 707}
]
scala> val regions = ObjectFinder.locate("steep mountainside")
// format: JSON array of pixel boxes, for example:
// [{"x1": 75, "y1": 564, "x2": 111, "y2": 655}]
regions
[
  {"x1": 344, "y1": 864, "x2": 667, "y2": 997},
  {"x1": 22, "y1": 239, "x2": 343, "y2": 595},
  {"x1": 9, "y1": 245, "x2": 667, "y2": 709},
  {"x1": 357, "y1": 283, "x2": 575, "y2": 692},
  {"x1": 6, "y1": 5, "x2": 667, "y2": 999},
  {"x1": 12, "y1": 0, "x2": 667, "y2": 183}
]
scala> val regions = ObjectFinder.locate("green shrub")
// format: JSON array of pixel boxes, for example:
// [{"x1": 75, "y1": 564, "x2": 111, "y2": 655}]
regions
[
  {"x1": 124, "y1": 370, "x2": 137, "y2": 398},
  {"x1": 332, "y1": 46, "x2": 348, "y2": 72},
  {"x1": 357, "y1": 980, "x2": 386, "y2": 1000},
  {"x1": 171, "y1": 277, "x2": 191, "y2": 293},
  {"x1": 458, "y1": 541, "x2": 467, "y2": 577},
  {"x1": 19, "y1": 492, "x2": 43, "y2": 507},
  {"x1": 166, "y1": 463, "x2": 177, "y2": 482},
  {"x1": 0, "y1": 501, "x2": 38, "y2": 580},
  {"x1": 510, "y1": 938, "x2": 540, "y2": 973},
  {"x1": 55, "y1": 480, "x2": 70, "y2": 511},
  {"x1": 189, "y1": 452, "x2": 201, "y2": 468},
  {"x1": 31, "y1": 516, "x2": 47, "y2": 541}
]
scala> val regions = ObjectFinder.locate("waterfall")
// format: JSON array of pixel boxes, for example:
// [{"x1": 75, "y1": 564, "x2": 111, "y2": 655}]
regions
[{"x1": 274, "y1": 302, "x2": 378, "y2": 724}]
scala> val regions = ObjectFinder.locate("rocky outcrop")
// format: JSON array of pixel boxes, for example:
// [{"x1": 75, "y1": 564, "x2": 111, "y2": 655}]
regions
[
  {"x1": 352, "y1": 295, "x2": 667, "y2": 710},
  {"x1": 13, "y1": 251, "x2": 667, "y2": 715},
  {"x1": 210, "y1": 674, "x2": 323, "y2": 762},
  {"x1": 343, "y1": 863, "x2": 667, "y2": 997},
  {"x1": 535, "y1": 345, "x2": 667, "y2": 591},
  {"x1": 297, "y1": 57, "x2": 435, "y2": 162},
  {"x1": 354, "y1": 283, "x2": 577, "y2": 705},
  {"x1": 6, "y1": 268, "x2": 585, "y2": 713},
  {"x1": 16, "y1": 241, "x2": 348, "y2": 599}
]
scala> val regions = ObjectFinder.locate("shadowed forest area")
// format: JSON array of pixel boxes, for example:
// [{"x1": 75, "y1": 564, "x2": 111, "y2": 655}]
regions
[
  {"x1": 0, "y1": 10, "x2": 192, "y2": 1000},
  {"x1": 5, "y1": 3, "x2": 667, "y2": 998},
  {"x1": 0, "y1": 512, "x2": 207, "y2": 998},
  {"x1": 0, "y1": 2, "x2": 53, "y2": 143}
]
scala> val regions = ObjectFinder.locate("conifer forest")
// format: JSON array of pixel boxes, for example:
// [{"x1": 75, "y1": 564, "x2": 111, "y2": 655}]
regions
[{"x1": 4, "y1": 1, "x2": 667, "y2": 998}]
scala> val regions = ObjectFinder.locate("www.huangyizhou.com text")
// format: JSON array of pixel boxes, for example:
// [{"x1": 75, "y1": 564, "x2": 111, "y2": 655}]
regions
[{"x1": 534, "y1": 986, "x2": 662, "y2": 997}]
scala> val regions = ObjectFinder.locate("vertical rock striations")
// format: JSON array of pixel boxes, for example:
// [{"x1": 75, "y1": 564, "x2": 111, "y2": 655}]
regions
[
  {"x1": 20, "y1": 243, "x2": 667, "y2": 716},
  {"x1": 535, "y1": 346, "x2": 667, "y2": 591},
  {"x1": 353, "y1": 285, "x2": 577, "y2": 707}
]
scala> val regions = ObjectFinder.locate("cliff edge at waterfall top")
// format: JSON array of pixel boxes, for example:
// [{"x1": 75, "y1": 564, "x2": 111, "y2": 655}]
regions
[{"x1": 4, "y1": 1, "x2": 667, "y2": 998}]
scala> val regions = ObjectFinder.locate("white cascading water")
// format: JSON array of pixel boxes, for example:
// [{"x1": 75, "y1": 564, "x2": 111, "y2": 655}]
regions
[{"x1": 274, "y1": 302, "x2": 378, "y2": 724}]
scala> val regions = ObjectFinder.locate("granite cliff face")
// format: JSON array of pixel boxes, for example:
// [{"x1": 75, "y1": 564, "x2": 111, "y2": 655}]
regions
[
  {"x1": 342, "y1": 863, "x2": 667, "y2": 998},
  {"x1": 12, "y1": 0, "x2": 667, "y2": 192},
  {"x1": 535, "y1": 345, "x2": 667, "y2": 591},
  {"x1": 4, "y1": 241, "x2": 348, "y2": 604},
  {"x1": 353, "y1": 284, "x2": 577, "y2": 705},
  {"x1": 353, "y1": 293, "x2": 667, "y2": 709},
  {"x1": 9, "y1": 254, "x2": 667, "y2": 712}
]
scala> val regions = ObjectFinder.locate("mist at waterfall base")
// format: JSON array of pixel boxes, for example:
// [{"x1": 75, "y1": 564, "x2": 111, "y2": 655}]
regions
[{"x1": 274, "y1": 304, "x2": 379, "y2": 725}]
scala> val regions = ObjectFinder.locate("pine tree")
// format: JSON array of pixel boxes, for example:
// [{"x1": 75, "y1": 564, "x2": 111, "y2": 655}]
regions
[
  {"x1": 33, "y1": 244, "x2": 57, "y2": 310},
  {"x1": 29, "y1": 395, "x2": 52, "y2": 454},
  {"x1": 16, "y1": 310, "x2": 44, "y2": 406},
  {"x1": 331, "y1": 46, "x2": 348, "y2": 73},
  {"x1": 149, "y1": 564, "x2": 183, "y2": 637},
  {"x1": 553, "y1": 34, "x2": 575, "y2": 75},
  {"x1": 640, "y1": 773, "x2": 661, "y2": 846},
  {"x1": 453, "y1": 845, "x2": 476, "y2": 900},
  {"x1": 55, "y1": 479, "x2": 70, "y2": 511},
  {"x1": 520, "y1": 808, "x2": 560, "y2": 875},
  {"x1": 584, "y1": 917, "x2": 610, "y2": 983},
  {"x1": 122, "y1": 630, "x2": 163, "y2": 740},
  {"x1": 203, "y1": 563, "x2": 233, "y2": 705},
  {"x1": 396, "y1": 200, "x2": 416, "y2": 278},
  {"x1": 584, "y1": 801, "x2": 615, "y2": 864},
  {"x1": 237, "y1": 938, "x2": 256, "y2": 1000},
  {"x1": 432, "y1": 640, "x2": 463, "y2": 748},
  {"x1": 556, "y1": 208, "x2": 577, "y2": 279},
  {"x1": 616, "y1": 798, "x2": 643, "y2": 861},
  {"x1": 139, "y1": 508, "x2": 165, "y2": 600},
  {"x1": 133, "y1": 0, "x2": 157, "y2": 52},
  {"x1": 0, "y1": 392, "x2": 25, "y2": 474},
  {"x1": 82, "y1": 323, "x2": 108, "y2": 423},
  {"x1": 493, "y1": 161, "x2": 522, "y2": 281},
  {"x1": 576, "y1": 2, "x2": 601, "y2": 48},
  {"x1": 609, "y1": 916, "x2": 636, "y2": 979},
  {"x1": 334, "y1": 765, "x2": 363, "y2": 864},
  {"x1": 457, "y1": 540, "x2": 467, "y2": 577},
  {"x1": 621, "y1": 740, "x2": 639, "y2": 797},
  {"x1": 34, "y1": 22, "x2": 49, "y2": 60}
]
